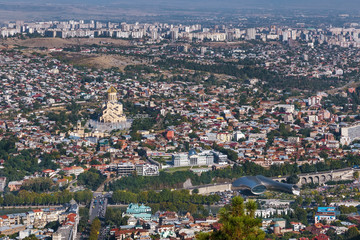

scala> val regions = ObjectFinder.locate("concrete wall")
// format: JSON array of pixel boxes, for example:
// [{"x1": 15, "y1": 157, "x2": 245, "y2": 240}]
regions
[{"x1": 188, "y1": 183, "x2": 232, "y2": 195}]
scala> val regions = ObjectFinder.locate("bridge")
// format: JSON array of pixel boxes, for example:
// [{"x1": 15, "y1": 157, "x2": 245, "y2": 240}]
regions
[{"x1": 273, "y1": 167, "x2": 359, "y2": 186}]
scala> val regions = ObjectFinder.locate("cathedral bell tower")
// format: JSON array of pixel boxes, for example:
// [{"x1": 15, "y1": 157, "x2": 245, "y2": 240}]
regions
[{"x1": 107, "y1": 86, "x2": 117, "y2": 102}]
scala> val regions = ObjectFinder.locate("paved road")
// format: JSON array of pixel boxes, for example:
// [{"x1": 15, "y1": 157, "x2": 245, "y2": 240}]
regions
[
  {"x1": 88, "y1": 192, "x2": 112, "y2": 240},
  {"x1": 89, "y1": 193, "x2": 108, "y2": 222},
  {"x1": 98, "y1": 225, "x2": 110, "y2": 240}
]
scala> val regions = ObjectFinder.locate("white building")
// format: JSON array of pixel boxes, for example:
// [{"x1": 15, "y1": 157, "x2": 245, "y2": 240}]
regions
[
  {"x1": 272, "y1": 104, "x2": 295, "y2": 114},
  {"x1": 172, "y1": 153, "x2": 189, "y2": 167},
  {"x1": 136, "y1": 164, "x2": 159, "y2": 176},
  {"x1": 233, "y1": 131, "x2": 245, "y2": 141},
  {"x1": 341, "y1": 123, "x2": 360, "y2": 143}
]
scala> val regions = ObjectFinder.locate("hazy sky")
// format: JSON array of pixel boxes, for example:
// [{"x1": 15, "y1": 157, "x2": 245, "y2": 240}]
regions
[
  {"x1": 1, "y1": 0, "x2": 360, "y2": 10},
  {"x1": 0, "y1": 0, "x2": 358, "y2": 22}
]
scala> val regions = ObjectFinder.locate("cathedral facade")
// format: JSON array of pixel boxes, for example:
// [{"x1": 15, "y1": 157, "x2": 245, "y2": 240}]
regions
[{"x1": 100, "y1": 86, "x2": 127, "y2": 123}]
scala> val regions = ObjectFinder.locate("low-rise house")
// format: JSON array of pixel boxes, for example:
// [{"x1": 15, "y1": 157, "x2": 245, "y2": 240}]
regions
[{"x1": 8, "y1": 180, "x2": 23, "y2": 191}]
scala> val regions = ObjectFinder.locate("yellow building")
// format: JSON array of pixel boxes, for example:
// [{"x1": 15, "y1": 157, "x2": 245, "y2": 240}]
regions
[{"x1": 100, "y1": 86, "x2": 127, "y2": 123}]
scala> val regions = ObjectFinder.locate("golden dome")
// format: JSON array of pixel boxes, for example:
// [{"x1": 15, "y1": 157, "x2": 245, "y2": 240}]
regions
[{"x1": 107, "y1": 86, "x2": 117, "y2": 93}]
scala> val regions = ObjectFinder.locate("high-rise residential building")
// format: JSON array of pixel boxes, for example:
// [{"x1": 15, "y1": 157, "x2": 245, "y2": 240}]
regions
[
  {"x1": 282, "y1": 30, "x2": 289, "y2": 42},
  {"x1": 246, "y1": 28, "x2": 256, "y2": 40},
  {"x1": 170, "y1": 29, "x2": 179, "y2": 40}
]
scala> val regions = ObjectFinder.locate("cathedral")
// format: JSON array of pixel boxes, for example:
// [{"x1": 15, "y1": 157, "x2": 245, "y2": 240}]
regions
[{"x1": 100, "y1": 86, "x2": 127, "y2": 123}]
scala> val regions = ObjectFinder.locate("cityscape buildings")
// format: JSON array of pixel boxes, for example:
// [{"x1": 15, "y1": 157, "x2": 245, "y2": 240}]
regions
[{"x1": 1, "y1": 5, "x2": 360, "y2": 240}]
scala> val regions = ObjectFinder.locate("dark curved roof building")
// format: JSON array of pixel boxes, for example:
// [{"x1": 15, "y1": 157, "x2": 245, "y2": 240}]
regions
[{"x1": 232, "y1": 175, "x2": 300, "y2": 195}]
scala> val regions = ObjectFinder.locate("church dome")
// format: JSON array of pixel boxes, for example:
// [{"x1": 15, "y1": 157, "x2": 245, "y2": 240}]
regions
[{"x1": 189, "y1": 149, "x2": 197, "y2": 156}]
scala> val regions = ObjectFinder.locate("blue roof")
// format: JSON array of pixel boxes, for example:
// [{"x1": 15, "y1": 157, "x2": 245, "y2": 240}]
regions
[
  {"x1": 317, "y1": 207, "x2": 335, "y2": 213},
  {"x1": 189, "y1": 149, "x2": 197, "y2": 156},
  {"x1": 126, "y1": 203, "x2": 151, "y2": 214}
]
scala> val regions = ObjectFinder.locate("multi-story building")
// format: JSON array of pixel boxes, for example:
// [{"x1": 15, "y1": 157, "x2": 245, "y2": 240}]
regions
[
  {"x1": 136, "y1": 164, "x2": 159, "y2": 176},
  {"x1": 117, "y1": 163, "x2": 136, "y2": 176},
  {"x1": 123, "y1": 203, "x2": 152, "y2": 220},
  {"x1": 0, "y1": 202, "x2": 78, "y2": 237},
  {"x1": 212, "y1": 151, "x2": 228, "y2": 164},
  {"x1": 62, "y1": 166, "x2": 84, "y2": 176},
  {"x1": 189, "y1": 150, "x2": 214, "y2": 166},
  {"x1": 341, "y1": 122, "x2": 360, "y2": 143},
  {"x1": 172, "y1": 153, "x2": 189, "y2": 167},
  {"x1": 315, "y1": 207, "x2": 336, "y2": 224},
  {"x1": 173, "y1": 150, "x2": 216, "y2": 167}
]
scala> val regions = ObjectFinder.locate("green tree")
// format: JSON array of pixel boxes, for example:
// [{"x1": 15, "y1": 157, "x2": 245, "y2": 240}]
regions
[
  {"x1": 294, "y1": 196, "x2": 303, "y2": 206},
  {"x1": 314, "y1": 195, "x2": 324, "y2": 206},
  {"x1": 78, "y1": 207, "x2": 89, "y2": 233},
  {"x1": 89, "y1": 218, "x2": 101, "y2": 240},
  {"x1": 286, "y1": 174, "x2": 299, "y2": 184},
  {"x1": 294, "y1": 207, "x2": 308, "y2": 225},
  {"x1": 77, "y1": 168, "x2": 106, "y2": 191},
  {"x1": 353, "y1": 171, "x2": 359, "y2": 180},
  {"x1": 192, "y1": 188, "x2": 199, "y2": 194},
  {"x1": 326, "y1": 228, "x2": 343, "y2": 240},
  {"x1": 345, "y1": 227, "x2": 360, "y2": 240},
  {"x1": 20, "y1": 177, "x2": 54, "y2": 192},
  {"x1": 23, "y1": 235, "x2": 38, "y2": 240},
  {"x1": 198, "y1": 196, "x2": 265, "y2": 240},
  {"x1": 105, "y1": 208, "x2": 128, "y2": 226},
  {"x1": 304, "y1": 197, "x2": 312, "y2": 206},
  {"x1": 325, "y1": 197, "x2": 333, "y2": 206}
]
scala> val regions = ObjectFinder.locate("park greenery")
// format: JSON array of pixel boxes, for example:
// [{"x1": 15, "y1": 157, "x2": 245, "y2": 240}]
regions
[
  {"x1": 107, "y1": 154, "x2": 360, "y2": 193},
  {"x1": 105, "y1": 208, "x2": 129, "y2": 227},
  {"x1": 78, "y1": 207, "x2": 90, "y2": 233},
  {"x1": 77, "y1": 168, "x2": 107, "y2": 191},
  {"x1": 0, "y1": 137, "x2": 60, "y2": 181},
  {"x1": 0, "y1": 189, "x2": 92, "y2": 206},
  {"x1": 156, "y1": 59, "x2": 274, "y2": 82},
  {"x1": 20, "y1": 178, "x2": 55, "y2": 192},
  {"x1": 154, "y1": 58, "x2": 344, "y2": 91},
  {"x1": 111, "y1": 189, "x2": 220, "y2": 215}
]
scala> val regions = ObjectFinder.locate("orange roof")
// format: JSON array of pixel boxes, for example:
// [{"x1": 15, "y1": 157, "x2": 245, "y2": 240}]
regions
[
  {"x1": 159, "y1": 224, "x2": 174, "y2": 228},
  {"x1": 314, "y1": 223, "x2": 324, "y2": 228},
  {"x1": 63, "y1": 166, "x2": 83, "y2": 171},
  {"x1": 67, "y1": 213, "x2": 77, "y2": 222}
]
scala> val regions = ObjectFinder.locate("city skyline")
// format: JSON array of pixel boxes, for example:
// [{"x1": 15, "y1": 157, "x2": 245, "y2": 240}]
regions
[{"x1": 1, "y1": 1, "x2": 360, "y2": 240}]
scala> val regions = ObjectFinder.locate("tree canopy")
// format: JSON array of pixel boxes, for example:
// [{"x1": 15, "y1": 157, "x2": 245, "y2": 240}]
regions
[{"x1": 198, "y1": 196, "x2": 265, "y2": 240}]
